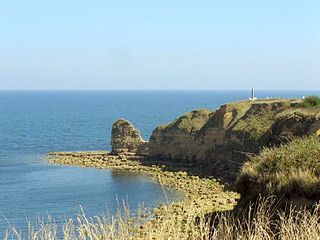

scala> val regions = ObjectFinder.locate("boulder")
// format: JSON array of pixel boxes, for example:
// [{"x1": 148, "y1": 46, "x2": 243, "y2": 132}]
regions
[{"x1": 111, "y1": 118, "x2": 148, "y2": 155}]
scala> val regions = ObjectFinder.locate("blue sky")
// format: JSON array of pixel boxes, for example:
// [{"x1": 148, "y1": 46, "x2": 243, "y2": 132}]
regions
[{"x1": 0, "y1": 1, "x2": 319, "y2": 90}]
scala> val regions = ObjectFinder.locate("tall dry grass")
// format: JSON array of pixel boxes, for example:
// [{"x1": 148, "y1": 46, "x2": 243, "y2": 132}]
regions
[{"x1": 3, "y1": 198, "x2": 320, "y2": 240}]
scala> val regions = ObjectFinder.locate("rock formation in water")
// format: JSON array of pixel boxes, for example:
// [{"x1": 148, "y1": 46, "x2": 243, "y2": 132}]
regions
[{"x1": 110, "y1": 118, "x2": 148, "y2": 155}]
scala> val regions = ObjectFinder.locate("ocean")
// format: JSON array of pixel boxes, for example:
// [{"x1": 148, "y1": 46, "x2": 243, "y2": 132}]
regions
[{"x1": 0, "y1": 90, "x2": 319, "y2": 235}]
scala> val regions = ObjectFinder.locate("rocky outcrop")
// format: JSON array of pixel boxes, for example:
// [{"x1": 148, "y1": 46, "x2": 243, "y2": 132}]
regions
[
  {"x1": 109, "y1": 99, "x2": 320, "y2": 181},
  {"x1": 111, "y1": 118, "x2": 148, "y2": 155},
  {"x1": 147, "y1": 99, "x2": 320, "y2": 181}
]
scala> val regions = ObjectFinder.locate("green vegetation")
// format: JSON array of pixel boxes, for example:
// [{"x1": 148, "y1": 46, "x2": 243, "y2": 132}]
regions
[
  {"x1": 164, "y1": 109, "x2": 211, "y2": 133},
  {"x1": 224, "y1": 102, "x2": 252, "y2": 128},
  {"x1": 231, "y1": 100, "x2": 291, "y2": 141},
  {"x1": 276, "y1": 107, "x2": 320, "y2": 119},
  {"x1": 197, "y1": 101, "x2": 252, "y2": 135},
  {"x1": 237, "y1": 135, "x2": 320, "y2": 208},
  {"x1": 232, "y1": 106, "x2": 276, "y2": 140},
  {"x1": 298, "y1": 96, "x2": 320, "y2": 108}
]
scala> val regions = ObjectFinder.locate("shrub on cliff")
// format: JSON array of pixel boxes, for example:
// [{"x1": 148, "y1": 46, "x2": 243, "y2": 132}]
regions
[
  {"x1": 236, "y1": 135, "x2": 320, "y2": 209},
  {"x1": 299, "y1": 96, "x2": 320, "y2": 108}
]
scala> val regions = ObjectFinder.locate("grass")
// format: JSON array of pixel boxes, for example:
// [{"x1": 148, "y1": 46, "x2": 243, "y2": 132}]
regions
[
  {"x1": 236, "y1": 135, "x2": 320, "y2": 208},
  {"x1": 232, "y1": 106, "x2": 277, "y2": 141},
  {"x1": 298, "y1": 96, "x2": 320, "y2": 108},
  {"x1": 196, "y1": 101, "x2": 252, "y2": 137},
  {"x1": 231, "y1": 100, "x2": 292, "y2": 142},
  {"x1": 276, "y1": 107, "x2": 320, "y2": 119},
  {"x1": 4, "y1": 198, "x2": 320, "y2": 239},
  {"x1": 161, "y1": 109, "x2": 211, "y2": 134}
]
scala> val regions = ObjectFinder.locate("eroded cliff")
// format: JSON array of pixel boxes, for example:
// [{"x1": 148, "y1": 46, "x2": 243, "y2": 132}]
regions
[
  {"x1": 148, "y1": 99, "x2": 320, "y2": 181},
  {"x1": 110, "y1": 99, "x2": 320, "y2": 182}
]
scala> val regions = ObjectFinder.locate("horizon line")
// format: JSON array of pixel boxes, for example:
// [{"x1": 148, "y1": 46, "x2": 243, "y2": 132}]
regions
[{"x1": 0, "y1": 88, "x2": 320, "y2": 92}]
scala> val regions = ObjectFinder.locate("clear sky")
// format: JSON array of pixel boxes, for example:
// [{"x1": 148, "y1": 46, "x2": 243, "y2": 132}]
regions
[{"x1": 0, "y1": 1, "x2": 319, "y2": 90}]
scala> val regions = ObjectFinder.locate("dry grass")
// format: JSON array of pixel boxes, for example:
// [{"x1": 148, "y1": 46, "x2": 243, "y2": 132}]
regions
[
  {"x1": 237, "y1": 135, "x2": 320, "y2": 208},
  {"x1": 4, "y1": 198, "x2": 320, "y2": 240}
]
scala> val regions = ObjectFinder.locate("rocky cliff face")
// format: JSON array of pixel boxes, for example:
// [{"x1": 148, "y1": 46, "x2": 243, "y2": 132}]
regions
[
  {"x1": 149, "y1": 100, "x2": 292, "y2": 159},
  {"x1": 264, "y1": 109, "x2": 320, "y2": 145},
  {"x1": 149, "y1": 109, "x2": 211, "y2": 162},
  {"x1": 110, "y1": 100, "x2": 320, "y2": 181},
  {"x1": 147, "y1": 99, "x2": 320, "y2": 181},
  {"x1": 111, "y1": 118, "x2": 148, "y2": 155}
]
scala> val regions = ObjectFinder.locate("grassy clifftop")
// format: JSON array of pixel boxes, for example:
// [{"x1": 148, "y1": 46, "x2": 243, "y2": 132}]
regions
[
  {"x1": 149, "y1": 97, "x2": 320, "y2": 170},
  {"x1": 158, "y1": 109, "x2": 212, "y2": 134}
]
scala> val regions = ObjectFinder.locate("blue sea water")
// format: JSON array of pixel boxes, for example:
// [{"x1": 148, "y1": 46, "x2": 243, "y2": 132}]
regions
[{"x1": 0, "y1": 90, "x2": 319, "y2": 235}]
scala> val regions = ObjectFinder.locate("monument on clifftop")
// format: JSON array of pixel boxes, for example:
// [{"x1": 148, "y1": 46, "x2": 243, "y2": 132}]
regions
[{"x1": 249, "y1": 88, "x2": 257, "y2": 101}]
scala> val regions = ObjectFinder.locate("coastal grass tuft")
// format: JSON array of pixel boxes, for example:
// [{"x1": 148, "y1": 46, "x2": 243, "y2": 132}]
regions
[{"x1": 236, "y1": 135, "x2": 320, "y2": 208}]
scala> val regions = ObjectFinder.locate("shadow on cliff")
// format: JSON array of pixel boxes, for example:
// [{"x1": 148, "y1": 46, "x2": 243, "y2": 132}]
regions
[{"x1": 131, "y1": 154, "x2": 250, "y2": 190}]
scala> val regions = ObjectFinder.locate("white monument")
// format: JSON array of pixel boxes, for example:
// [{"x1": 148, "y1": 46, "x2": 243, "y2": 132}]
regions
[{"x1": 249, "y1": 88, "x2": 257, "y2": 101}]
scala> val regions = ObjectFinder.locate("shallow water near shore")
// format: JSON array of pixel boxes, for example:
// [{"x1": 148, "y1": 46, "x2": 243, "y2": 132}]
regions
[
  {"x1": 0, "y1": 154, "x2": 181, "y2": 235},
  {"x1": 0, "y1": 90, "x2": 319, "y2": 235}
]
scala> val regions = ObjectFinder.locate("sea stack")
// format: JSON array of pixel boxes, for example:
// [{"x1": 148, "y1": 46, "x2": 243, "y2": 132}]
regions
[{"x1": 111, "y1": 118, "x2": 148, "y2": 155}]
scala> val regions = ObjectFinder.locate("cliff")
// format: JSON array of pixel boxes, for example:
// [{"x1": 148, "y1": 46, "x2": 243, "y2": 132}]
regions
[
  {"x1": 111, "y1": 98, "x2": 320, "y2": 182},
  {"x1": 148, "y1": 99, "x2": 320, "y2": 181}
]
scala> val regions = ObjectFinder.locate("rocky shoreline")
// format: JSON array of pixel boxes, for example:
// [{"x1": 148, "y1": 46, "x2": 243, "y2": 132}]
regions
[
  {"x1": 48, "y1": 151, "x2": 238, "y2": 220},
  {"x1": 46, "y1": 97, "x2": 320, "y2": 238},
  {"x1": 48, "y1": 98, "x2": 320, "y2": 221}
]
